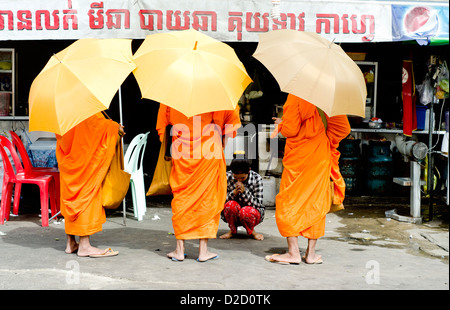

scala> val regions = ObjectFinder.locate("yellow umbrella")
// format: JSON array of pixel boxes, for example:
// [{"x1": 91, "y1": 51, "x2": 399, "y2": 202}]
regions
[
  {"x1": 29, "y1": 38, "x2": 136, "y2": 136},
  {"x1": 132, "y1": 29, "x2": 252, "y2": 117},
  {"x1": 253, "y1": 30, "x2": 367, "y2": 117}
]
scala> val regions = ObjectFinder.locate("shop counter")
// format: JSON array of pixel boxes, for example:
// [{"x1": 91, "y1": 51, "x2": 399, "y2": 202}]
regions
[{"x1": 351, "y1": 128, "x2": 446, "y2": 135}]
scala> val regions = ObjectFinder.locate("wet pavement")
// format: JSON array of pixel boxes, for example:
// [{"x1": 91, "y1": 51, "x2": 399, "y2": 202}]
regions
[{"x1": 0, "y1": 194, "x2": 448, "y2": 295}]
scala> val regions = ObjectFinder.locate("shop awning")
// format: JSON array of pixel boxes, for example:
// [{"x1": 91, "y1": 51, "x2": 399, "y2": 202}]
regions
[{"x1": 0, "y1": 0, "x2": 448, "y2": 44}]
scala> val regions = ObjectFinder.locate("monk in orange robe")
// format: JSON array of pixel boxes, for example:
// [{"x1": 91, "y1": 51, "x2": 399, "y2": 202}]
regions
[
  {"x1": 156, "y1": 104, "x2": 240, "y2": 262},
  {"x1": 266, "y1": 94, "x2": 350, "y2": 264},
  {"x1": 56, "y1": 112, "x2": 124, "y2": 257}
]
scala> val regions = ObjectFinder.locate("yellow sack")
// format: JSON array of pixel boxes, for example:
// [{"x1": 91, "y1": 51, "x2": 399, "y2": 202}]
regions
[
  {"x1": 147, "y1": 129, "x2": 172, "y2": 196},
  {"x1": 329, "y1": 180, "x2": 344, "y2": 213},
  {"x1": 102, "y1": 138, "x2": 131, "y2": 209}
]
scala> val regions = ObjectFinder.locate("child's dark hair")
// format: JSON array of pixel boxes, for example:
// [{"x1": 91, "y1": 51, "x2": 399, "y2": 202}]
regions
[{"x1": 230, "y1": 158, "x2": 251, "y2": 174}]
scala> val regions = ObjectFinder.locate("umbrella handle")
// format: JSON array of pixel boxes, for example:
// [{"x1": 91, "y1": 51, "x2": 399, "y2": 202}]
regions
[
  {"x1": 102, "y1": 111, "x2": 112, "y2": 120},
  {"x1": 118, "y1": 86, "x2": 123, "y2": 125},
  {"x1": 329, "y1": 38, "x2": 336, "y2": 48}
]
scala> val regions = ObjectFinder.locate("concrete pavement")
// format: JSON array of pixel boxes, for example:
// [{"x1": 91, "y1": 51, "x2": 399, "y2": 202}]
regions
[{"x1": 0, "y1": 196, "x2": 448, "y2": 294}]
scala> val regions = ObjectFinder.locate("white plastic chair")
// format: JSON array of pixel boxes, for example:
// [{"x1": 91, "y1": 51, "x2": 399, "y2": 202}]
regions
[{"x1": 124, "y1": 132, "x2": 149, "y2": 221}]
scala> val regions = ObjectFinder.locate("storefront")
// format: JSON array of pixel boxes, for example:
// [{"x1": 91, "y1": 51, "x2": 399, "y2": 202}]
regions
[{"x1": 0, "y1": 0, "x2": 449, "y2": 206}]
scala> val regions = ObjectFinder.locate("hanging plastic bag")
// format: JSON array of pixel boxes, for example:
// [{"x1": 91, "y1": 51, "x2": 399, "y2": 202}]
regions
[
  {"x1": 418, "y1": 73, "x2": 434, "y2": 105},
  {"x1": 436, "y1": 61, "x2": 449, "y2": 99}
]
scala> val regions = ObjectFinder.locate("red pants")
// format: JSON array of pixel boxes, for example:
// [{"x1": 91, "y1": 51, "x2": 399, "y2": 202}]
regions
[{"x1": 223, "y1": 200, "x2": 261, "y2": 235}]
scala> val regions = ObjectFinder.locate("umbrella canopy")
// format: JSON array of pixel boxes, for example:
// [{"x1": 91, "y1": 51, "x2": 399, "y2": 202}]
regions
[
  {"x1": 253, "y1": 30, "x2": 367, "y2": 117},
  {"x1": 29, "y1": 38, "x2": 136, "y2": 135},
  {"x1": 132, "y1": 29, "x2": 252, "y2": 117}
]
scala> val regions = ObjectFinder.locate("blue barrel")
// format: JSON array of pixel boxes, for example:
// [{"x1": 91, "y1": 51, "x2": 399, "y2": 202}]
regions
[
  {"x1": 338, "y1": 139, "x2": 362, "y2": 195},
  {"x1": 364, "y1": 141, "x2": 393, "y2": 196}
]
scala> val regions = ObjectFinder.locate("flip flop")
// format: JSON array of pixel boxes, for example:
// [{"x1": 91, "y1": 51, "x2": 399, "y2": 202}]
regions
[
  {"x1": 196, "y1": 255, "x2": 219, "y2": 262},
  {"x1": 265, "y1": 254, "x2": 300, "y2": 265},
  {"x1": 88, "y1": 248, "x2": 119, "y2": 258}
]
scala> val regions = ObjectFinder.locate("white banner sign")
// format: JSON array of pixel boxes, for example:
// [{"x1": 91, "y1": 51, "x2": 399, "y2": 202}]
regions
[{"x1": 0, "y1": 0, "x2": 447, "y2": 42}]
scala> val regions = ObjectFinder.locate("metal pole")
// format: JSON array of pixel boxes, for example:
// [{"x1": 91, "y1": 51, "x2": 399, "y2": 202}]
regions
[
  {"x1": 410, "y1": 161, "x2": 421, "y2": 218},
  {"x1": 427, "y1": 99, "x2": 435, "y2": 220},
  {"x1": 118, "y1": 86, "x2": 124, "y2": 126},
  {"x1": 119, "y1": 86, "x2": 126, "y2": 226},
  {"x1": 49, "y1": 211, "x2": 61, "y2": 222}
]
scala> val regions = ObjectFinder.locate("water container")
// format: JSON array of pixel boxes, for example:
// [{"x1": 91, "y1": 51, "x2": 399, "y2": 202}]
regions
[
  {"x1": 28, "y1": 138, "x2": 58, "y2": 168},
  {"x1": 416, "y1": 104, "x2": 427, "y2": 130},
  {"x1": 262, "y1": 176, "x2": 276, "y2": 207},
  {"x1": 338, "y1": 139, "x2": 362, "y2": 195},
  {"x1": 364, "y1": 141, "x2": 393, "y2": 196},
  {"x1": 339, "y1": 139, "x2": 361, "y2": 157}
]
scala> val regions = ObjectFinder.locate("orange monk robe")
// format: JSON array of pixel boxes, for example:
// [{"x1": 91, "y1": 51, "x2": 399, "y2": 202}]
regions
[
  {"x1": 275, "y1": 95, "x2": 350, "y2": 239},
  {"x1": 156, "y1": 104, "x2": 241, "y2": 240},
  {"x1": 328, "y1": 114, "x2": 352, "y2": 206},
  {"x1": 56, "y1": 113, "x2": 119, "y2": 236}
]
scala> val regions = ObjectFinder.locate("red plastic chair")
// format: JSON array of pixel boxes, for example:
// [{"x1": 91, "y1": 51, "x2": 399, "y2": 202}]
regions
[
  {"x1": 0, "y1": 136, "x2": 57, "y2": 227},
  {"x1": 9, "y1": 131, "x2": 60, "y2": 216}
]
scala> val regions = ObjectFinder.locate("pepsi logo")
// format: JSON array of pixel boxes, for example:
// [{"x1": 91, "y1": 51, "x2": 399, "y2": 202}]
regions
[{"x1": 404, "y1": 6, "x2": 439, "y2": 39}]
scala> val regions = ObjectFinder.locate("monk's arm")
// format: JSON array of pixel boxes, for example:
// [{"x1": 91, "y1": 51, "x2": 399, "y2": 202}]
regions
[
  {"x1": 279, "y1": 96, "x2": 300, "y2": 138},
  {"x1": 156, "y1": 104, "x2": 169, "y2": 142}
]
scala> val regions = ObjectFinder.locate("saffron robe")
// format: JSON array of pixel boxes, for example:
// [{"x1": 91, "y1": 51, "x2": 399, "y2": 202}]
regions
[
  {"x1": 275, "y1": 95, "x2": 350, "y2": 238},
  {"x1": 156, "y1": 104, "x2": 240, "y2": 240},
  {"x1": 56, "y1": 113, "x2": 119, "y2": 236}
]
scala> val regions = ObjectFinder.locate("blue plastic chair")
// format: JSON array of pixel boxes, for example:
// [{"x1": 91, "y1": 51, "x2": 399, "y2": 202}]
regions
[{"x1": 124, "y1": 132, "x2": 149, "y2": 221}]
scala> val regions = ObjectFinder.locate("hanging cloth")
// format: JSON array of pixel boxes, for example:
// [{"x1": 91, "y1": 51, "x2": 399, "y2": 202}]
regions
[{"x1": 402, "y1": 60, "x2": 417, "y2": 136}]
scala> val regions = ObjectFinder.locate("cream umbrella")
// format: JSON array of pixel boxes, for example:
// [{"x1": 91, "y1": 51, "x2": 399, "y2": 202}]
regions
[{"x1": 253, "y1": 30, "x2": 366, "y2": 117}]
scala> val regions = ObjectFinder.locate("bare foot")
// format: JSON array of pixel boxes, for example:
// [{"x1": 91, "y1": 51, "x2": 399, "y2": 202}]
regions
[
  {"x1": 219, "y1": 230, "x2": 235, "y2": 239},
  {"x1": 65, "y1": 243, "x2": 78, "y2": 254},
  {"x1": 167, "y1": 250, "x2": 185, "y2": 261},
  {"x1": 167, "y1": 239, "x2": 185, "y2": 261},
  {"x1": 304, "y1": 253, "x2": 323, "y2": 264},
  {"x1": 65, "y1": 236, "x2": 78, "y2": 254},
  {"x1": 266, "y1": 253, "x2": 301, "y2": 264},
  {"x1": 197, "y1": 251, "x2": 218, "y2": 262},
  {"x1": 251, "y1": 231, "x2": 264, "y2": 241},
  {"x1": 77, "y1": 245, "x2": 109, "y2": 257}
]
